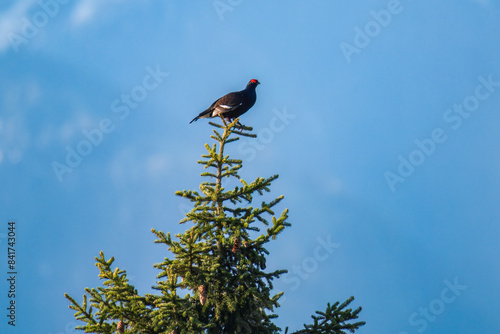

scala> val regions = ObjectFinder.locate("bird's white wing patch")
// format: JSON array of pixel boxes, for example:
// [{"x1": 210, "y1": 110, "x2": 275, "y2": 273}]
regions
[{"x1": 213, "y1": 103, "x2": 242, "y2": 116}]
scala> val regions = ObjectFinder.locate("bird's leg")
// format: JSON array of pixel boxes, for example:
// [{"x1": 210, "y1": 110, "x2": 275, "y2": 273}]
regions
[
  {"x1": 231, "y1": 118, "x2": 244, "y2": 129},
  {"x1": 226, "y1": 117, "x2": 243, "y2": 128}
]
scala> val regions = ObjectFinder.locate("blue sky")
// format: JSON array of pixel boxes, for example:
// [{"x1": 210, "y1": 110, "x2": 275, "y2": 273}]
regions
[{"x1": 1, "y1": 0, "x2": 499, "y2": 333}]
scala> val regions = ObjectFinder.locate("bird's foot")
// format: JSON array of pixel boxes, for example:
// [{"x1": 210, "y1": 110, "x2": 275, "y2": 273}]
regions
[
  {"x1": 235, "y1": 121, "x2": 245, "y2": 128},
  {"x1": 225, "y1": 117, "x2": 245, "y2": 129}
]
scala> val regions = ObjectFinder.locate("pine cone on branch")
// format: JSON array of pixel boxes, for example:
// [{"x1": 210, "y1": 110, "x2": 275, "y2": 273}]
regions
[
  {"x1": 198, "y1": 285, "x2": 207, "y2": 305},
  {"x1": 117, "y1": 320, "x2": 125, "y2": 333},
  {"x1": 232, "y1": 237, "x2": 241, "y2": 253}
]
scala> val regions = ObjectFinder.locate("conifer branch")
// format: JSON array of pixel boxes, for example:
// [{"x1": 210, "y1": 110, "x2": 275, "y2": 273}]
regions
[{"x1": 288, "y1": 297, "x2": 365, "y2": 334}]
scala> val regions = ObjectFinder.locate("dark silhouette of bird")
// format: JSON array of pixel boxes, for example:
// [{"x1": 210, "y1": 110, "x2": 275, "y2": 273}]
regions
[{"x1": 190, "y1": 79, "x2": 260, "y2": 124}]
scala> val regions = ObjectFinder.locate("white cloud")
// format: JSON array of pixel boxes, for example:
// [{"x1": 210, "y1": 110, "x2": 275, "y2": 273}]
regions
[
  {"x1": 108, "y1": 148, "x2": 172, "y2": 187},
  {"x1": 70, "y1": 0, "x2": 98, "y2": 26},
  {"x1": 146, "y1": 154, "x2": 171, "y2": 177},
  {"x1": 58, "y1": 120, "x2": 84, "y2": 144},
  {"x1": 323, "y1": 175, "x2": 343, "y2": 195},
  {"x1": 0, "y1": 0, "x2": 38, "y2": 52},
  {"x1": 59, "y1": 110, "x2": 94, "y2": 143},
  {"x1": 472, "y1": 0, "x2": 490, "y2": 7},
  {"x1": 0, "y1": 82, "x2": 37, "y2": 165},
  {"x1": 70, "y1": 0, "x2": 128, "y2": 27},
  {"x1": 314, "y1": 173, "x2": 343, "y2": 196},
  {"x1": 0, "y1": 0, "x2": 130, "y2": 51},
  {"x1": 109, "y1": 147, "x2": 141, "y2": 186},
  {"x1": 0, "y1": 115, "x2": 30, "y2": 165}
]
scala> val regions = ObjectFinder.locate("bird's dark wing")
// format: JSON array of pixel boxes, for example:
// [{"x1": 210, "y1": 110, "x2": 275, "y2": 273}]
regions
[{"x1": 211, "y1": 92, "x2": 244, "y2": 116}]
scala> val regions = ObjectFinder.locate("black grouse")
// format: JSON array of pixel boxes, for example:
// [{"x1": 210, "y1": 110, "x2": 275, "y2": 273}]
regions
[{"x1": 190, "y1": 79, "x2": 260, "y2": 124}]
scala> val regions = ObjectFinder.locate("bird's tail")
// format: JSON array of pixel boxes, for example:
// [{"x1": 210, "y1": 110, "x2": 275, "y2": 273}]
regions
[{"x1": 189, "y1": 109, "x2": 212, "y2": 124}]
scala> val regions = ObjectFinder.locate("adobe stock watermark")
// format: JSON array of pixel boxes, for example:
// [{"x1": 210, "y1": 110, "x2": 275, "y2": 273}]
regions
[
  {"x1": 48, "y1": 321, "x2": 79, "y2": 334},
  {"x1": 178, "y1": 203, "x2": 192, "y2": 217},
  {"x1": 399, "y1": 277, "x2": 467, "y2": 334},
  {"x1": 7, "y1": 0, "x2": 70, "y2": 53},
  {"x1": 339, "y1": 0, "x2": 409, "y2": 64},
  {"x1": 51, "y1": 65, "x2": 169, "y2": 183},
  {"x1": 238, "y1": 107, "x2": 296, "y2": 161},
  {"x1": 213, "y1": 0, "x2": 244, "y2": 21},
  {"x1": 385, "y1": 74, "x2": 500, "y2": 192},
  {"x1": 280, "y1": 235, "x2": 340, "y2": 300}
]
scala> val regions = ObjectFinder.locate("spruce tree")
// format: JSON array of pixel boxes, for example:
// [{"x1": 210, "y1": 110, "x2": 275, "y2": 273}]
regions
[{"x1": 65, "y1": 118, "x2": 365, "y2": 333}]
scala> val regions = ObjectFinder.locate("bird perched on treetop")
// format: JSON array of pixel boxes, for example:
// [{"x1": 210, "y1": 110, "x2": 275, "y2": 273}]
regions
[{"x1": 190, "y1": 79, "x2": 260, "y2": 124}]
